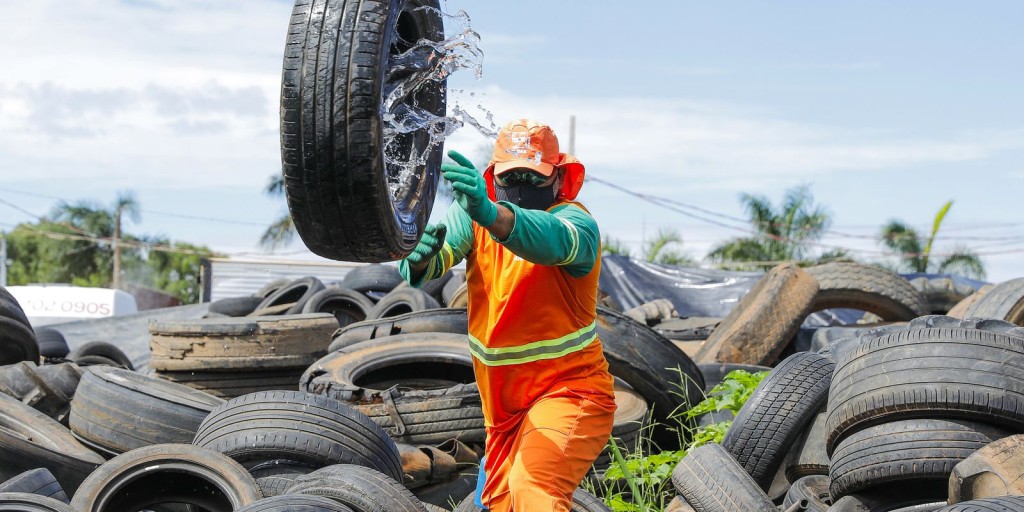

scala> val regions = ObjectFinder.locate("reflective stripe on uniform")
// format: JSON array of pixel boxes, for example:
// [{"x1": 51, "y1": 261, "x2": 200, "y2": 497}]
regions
[
  {"x1": 555, "y1": 217, "x2": 580, "y2": 266},
  {"x1": 467, "y1": 321, "x2": 598, "y2": 366}
]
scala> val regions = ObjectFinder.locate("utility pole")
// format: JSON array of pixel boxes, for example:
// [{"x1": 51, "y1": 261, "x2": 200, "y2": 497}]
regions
[
  {"x1": 568, "y1": 115, "x2": 576, "y2": 155},
  {"x1": 0, "y1": 232, "x2": 7, "y2": 287}
]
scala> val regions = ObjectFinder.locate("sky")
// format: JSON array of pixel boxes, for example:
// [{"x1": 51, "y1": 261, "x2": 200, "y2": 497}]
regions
[{"x1": 0, "y1": 0, "x2": 1021, "y2": 281}]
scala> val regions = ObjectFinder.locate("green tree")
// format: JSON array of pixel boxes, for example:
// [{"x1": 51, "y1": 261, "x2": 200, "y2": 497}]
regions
[
  {"x1": 147, "y1": 241, "x2": 219, "y2": 303},
  {"x1": 879, "y1": 200, "x2": 985, "y2": 280},
  {"x1": 260, "y1": 174, "x2": 296, "y2": 251},
  {"x1": 644, "y1": 228, "x2": 696, "y2": 266},
  {"x1": 602, "y1": 235, "x2": 633, "y2": 257},
  {"x1": 707, "y1": 185, "x2": 832, "y2": 270},
  {"x1": 7, "y1": 195, "x2": 217, "y2": 304}
]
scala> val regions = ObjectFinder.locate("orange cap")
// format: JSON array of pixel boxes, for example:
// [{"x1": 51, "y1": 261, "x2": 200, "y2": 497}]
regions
[
  {"x1": 484, "y1": 119, "x2": 587, "y2": 202},
  {"x1": 491, "y1": 119, "x2": 561, "y2": 176}
]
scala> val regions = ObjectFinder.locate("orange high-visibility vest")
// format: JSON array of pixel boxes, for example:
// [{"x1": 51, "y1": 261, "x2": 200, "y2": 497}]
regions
[{"x1": 464, "y1": 202, "x2": 615, "y2": 431}]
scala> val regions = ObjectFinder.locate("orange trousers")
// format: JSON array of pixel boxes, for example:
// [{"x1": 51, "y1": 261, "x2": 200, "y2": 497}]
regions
[{"x1": 481, "y1": 387, "x2": 616, "y2": 512}]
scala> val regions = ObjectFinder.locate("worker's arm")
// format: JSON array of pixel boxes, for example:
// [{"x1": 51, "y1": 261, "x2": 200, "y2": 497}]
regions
[
  {"x1": 399, "y1": 203, "x2": 475, "y2": 287},
  {"x1": 490, "y1": 202, "x2": 599, "y2": 278}
]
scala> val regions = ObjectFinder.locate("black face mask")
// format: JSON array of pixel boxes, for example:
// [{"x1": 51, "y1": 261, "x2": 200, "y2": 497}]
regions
[{"x1": 495, "y1": 183, "x2": 557, "y2": 211}]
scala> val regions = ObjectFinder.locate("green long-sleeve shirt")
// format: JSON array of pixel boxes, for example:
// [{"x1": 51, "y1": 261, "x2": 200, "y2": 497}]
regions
[{"x1": 399, "y1": 201, "x2": 600, "y2": 286}]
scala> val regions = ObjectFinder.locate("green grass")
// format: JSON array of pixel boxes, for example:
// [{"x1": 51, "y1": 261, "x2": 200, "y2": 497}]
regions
[{"x1": 585, "y1": 369, "x2": 769, "y2": 512}]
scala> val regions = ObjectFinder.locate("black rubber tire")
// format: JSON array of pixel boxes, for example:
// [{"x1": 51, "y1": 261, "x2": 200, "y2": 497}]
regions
[
  {"x1": 829, "y1": 419, "x2": 1014, "y2": 500},
  {"x1": 0, "y1": 316, "x2": 38, "y2": 366},
  {"x1": 964, "y1": 277, "x2": 1024, "y2": 325},
  {"x1": 0, "y1": 469, "x2": 68, "y2": 504},
  {"x1": 446, "y1": 282, "x2": 469, "y2": 309},
  {"x1": 208, "y1": 295, "x2": 264, "y2": 317},
  {"x1": 0, "y1": 493, "x2": 74, "y2": 512},
  {"x1": 695, "y1": 263, "x2": 819, "y2": 365},
  {"x1": 419, "y1": 270, "x2": 454, "y2": 306},
  {"x1": 281, "y1": 0, "x2": 446, "y2": 262},
  {"x1": 329, "y1": 308, "x2": 467, "y2": 351},
  {"x1": 256, "y1": 278, "x2": 292, "y2": 299},
  {"x1": 340, "y1": 265, "x2": 406, "y2": 294},
  {"x1": 949, "y1": 434, "x2": 1024, "y2": 504},
  {"x1": 300, "y1": 334, "x2": 483, "y2": 445},
  {"x1": 249, "y1": 459, "x2": 314, "y2": 497},
  {"x1": 367, "y1": 287, "x2": 442, "y2": 320},
  {"x1": 0, "y1": 362, "x2": 81, "y2": 425},
  {"x1": 33, "y1": 328, "x2": 68, "y2": 359},
  {"x1": 670, "y1": 443, "x2": 776, "y2": 512},
  {"x1": 722, "y1": 352, "x2": 834, "y2": 490},
  {"x1": 193, "y1": 390, "x2": 403, "y2": 482},
  {"x1": 0, "y1": 288, "x2": 36, "y2": 366},
  {"x1": 909, "y1": 276, "x2": 983, "y2": 315},
  {"x1": 149, "y1": 314, "x2": 339, "y2": 372},
  {"x1": 783, "y1": 411, "x2": 829, "y2": 482},
  {"x1": 936, "y1": 497, "x2": 1024, "y2": 512},
  {"x1": 809, "y1": 325, "x2": 900, "y2": 354},
  {"x1": 825, "y1": 317, "x2": 1024, "y2": 454},
  {"x1": 0, "y1": 288, "x2": 32, "y2": 327},
  {"x1": 302, "y1": 287, "x2": 375, "y2": 328},
  {"x1": 286, "y1": 464, "x2": 426, "y2": 512},
  {"x1": 154, "y1": 369, "x2": 305, "y2": 399},
  {"x1": 237, "y1": 495, "x2": 356, "y2": 512},
  {"x1": 254, "y1": 277, "x2": 326, "y2": 316},
  {"x1": 69, "y1": 443, "x2": 263, "y2": 512},
  {"x1": 255, "y1": 476, "x2": 299, "y2": 499},
  {"x1": 655, "y1": 317, "x2": 721, "y2": 341},
  {"x1": 69, "y1": 366, "x2": 224, "y2": 455},
  {"x1": 805, "y1": 262, "x2": 929, "y2": 320},
  {"x1": 695, "y1": 363, "x2": 770, "y2": 393},
  {"x1": 0, "y1": 393, "x2": 104, "y2": 494},
  {"x1": 782, "y1": 475, "x2": 831, "y2": 511},
  {"x1": 593, "y1": 384, "x2": 648, "y2": 471},
  {"x1": 829, "y1": 492, "x2": 949, "y2": 512},
  {"x1": 453, "y1": 488, "x2": 610, "y2": 512},
  {"x1": 66, "y1": 342, "x2": 133, "y2": 371},
  {"x1": 441, "y1": 271, "x2": 466, "y2": 306},
  {"x1": 596, "y1": 307, "x2": 704, "y2": 451}
]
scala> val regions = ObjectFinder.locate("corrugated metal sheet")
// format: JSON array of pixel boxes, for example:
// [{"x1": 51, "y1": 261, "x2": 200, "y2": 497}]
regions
[{"x1": 208, "y1": 257, "x2": 372, "y2": 301}]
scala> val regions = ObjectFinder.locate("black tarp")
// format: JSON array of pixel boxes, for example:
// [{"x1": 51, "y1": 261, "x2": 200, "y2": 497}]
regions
[{"x1": 598, "y1": 255, "x2": 988, "y2": 330}]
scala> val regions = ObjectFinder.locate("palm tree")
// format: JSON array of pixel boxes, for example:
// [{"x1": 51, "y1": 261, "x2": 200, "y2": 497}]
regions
[
  {"x1": 602, "y1": 235, "x2": 632, "y2": 257},
  {"x1": 707, "y1": 185, "x2": 832, "y2": 270},
  {"x1": 49, "y1": 193, "x2": 142, "y2": 287},
  {"x1": 260, "y1": 174, "x2": 295, "y2": 251},
  {"x1": 111, "y1": 191, "x2": 141, "y2": 288},
  {"x1": 644, "y1": 228, "x2": 696, "y2": 266},
  {"x1": 879, "y1": 200, "x2": 985, "y2": 280}
]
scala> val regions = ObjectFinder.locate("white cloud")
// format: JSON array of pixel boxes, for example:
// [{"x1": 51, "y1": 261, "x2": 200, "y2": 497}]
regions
[
  {"x1": 1, "y1": 0, "x2": 1021, "y2": 281},
  {"x1": 442, "y1": 87, "x2": 1021, "y2": 188}
]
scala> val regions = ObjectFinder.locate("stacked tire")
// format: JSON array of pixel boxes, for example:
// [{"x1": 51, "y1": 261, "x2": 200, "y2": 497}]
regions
[
  {"x1": 824, "y1": 316, "x2": 1024, "y2": 506},
  {"x1": 149, "y1": 313, "x2": 338, "y2": 398},
  {"x1": 0, "y1": 287, "x2": 38, "y2": 366}
]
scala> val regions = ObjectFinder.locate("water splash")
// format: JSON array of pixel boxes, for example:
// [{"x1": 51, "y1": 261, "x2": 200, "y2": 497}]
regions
[{"x1": 382, "y1": 5, "x2": 498, "y2": 201}]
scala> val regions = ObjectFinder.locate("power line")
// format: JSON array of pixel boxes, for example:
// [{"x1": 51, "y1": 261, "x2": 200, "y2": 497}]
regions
[
  {"x1": 0, "y1": 187, "x2": 269, "y2": 227},
  {"x1": 588, "y1": 175, "x2": 1024, "y2": 245},
  {"x1": 587, "y1": 175, "x2": 1024, "y2": 258}
]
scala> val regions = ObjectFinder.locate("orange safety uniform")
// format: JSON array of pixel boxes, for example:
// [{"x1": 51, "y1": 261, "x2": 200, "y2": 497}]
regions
[{"x1": 401, "y1": 198, "x2": 616, "y2": 511}]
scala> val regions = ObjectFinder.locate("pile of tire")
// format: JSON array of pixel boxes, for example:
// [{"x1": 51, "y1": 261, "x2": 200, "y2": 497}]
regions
[
  {"x1": 663, "y1": 275, "x2": 1024, "y2": 512},
  {"x1": 149, "y1": 313, "x2": 339, "y2": 398}
]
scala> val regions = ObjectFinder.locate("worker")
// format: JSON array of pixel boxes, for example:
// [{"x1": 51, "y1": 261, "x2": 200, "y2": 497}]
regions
[{"x1": 400, "y1": 119, "x2": 617, "y2": 511}]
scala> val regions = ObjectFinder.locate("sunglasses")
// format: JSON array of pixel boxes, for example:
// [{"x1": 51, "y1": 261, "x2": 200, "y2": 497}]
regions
[{"x1": 495, "y1": 168, "x2": 554, "y2": 187}]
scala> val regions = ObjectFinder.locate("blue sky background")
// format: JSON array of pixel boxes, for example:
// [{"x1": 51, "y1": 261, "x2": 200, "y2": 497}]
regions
[{"x1": 0, "y1": 0, "x2": 1021, "y2": 280}]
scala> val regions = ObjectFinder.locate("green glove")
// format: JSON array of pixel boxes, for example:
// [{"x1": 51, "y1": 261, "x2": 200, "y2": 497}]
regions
[
  {"x1": 441, "y1": 150, "x2": 498, "y2": 227},
  {"x1": 406, "y1": 223, "x2": 447, "y2": 267}
]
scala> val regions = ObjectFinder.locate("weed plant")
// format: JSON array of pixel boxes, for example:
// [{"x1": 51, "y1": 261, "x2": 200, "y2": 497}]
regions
[{"x1": 585, "y1": 369, "x2": 769, "y2": 511}]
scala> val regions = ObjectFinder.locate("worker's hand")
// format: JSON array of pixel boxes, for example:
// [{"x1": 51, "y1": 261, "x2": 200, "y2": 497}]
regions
[
  {"x1": 406, "y1": 223, "x2": 447, "y2": 269},
  {"x1": 442, "y1": 150, "x2": 498, "y2": 227}
]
